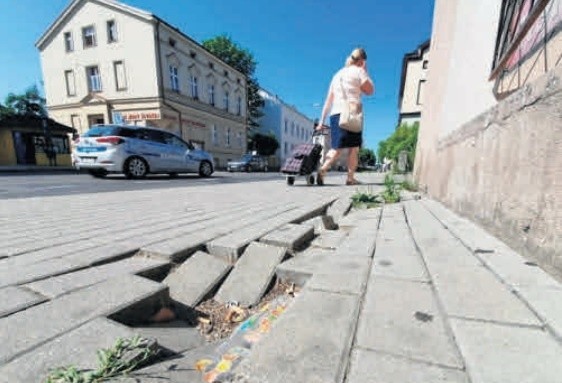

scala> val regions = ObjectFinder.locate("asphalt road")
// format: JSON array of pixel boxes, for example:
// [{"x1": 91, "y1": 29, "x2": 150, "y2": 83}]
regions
[{"x1": 0, "y1": 171, "x2": 283, "y2": 200}]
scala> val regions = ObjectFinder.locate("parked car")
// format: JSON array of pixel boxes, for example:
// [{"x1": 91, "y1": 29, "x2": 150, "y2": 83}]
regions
[
  {"x1": 227, "y1": 154, "x2": 268, "y2": 172},
  {"x1": 74, "y1": 125, "x2": 215, "y2": 179}
]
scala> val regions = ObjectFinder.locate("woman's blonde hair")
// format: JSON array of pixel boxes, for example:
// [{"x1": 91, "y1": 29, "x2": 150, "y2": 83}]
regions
[{"x1": 345, "y1": 47, "x2": 367, "y2": 66}]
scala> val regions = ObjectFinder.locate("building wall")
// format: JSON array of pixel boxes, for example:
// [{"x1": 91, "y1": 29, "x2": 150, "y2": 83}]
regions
[
  {"x1": 415, "y1": 0, "x2": 562, "y2": 271},
  {"x1": 400, "y1": 50, "x2": 429, "y2": 116},
  {"x1": 0, "y1": 130, "x2": 16, "y2": 165}
]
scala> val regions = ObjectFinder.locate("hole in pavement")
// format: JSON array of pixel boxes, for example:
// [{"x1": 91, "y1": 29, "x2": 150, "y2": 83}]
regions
[
  {"x1": 378, "y1": 259, "x2": 393, "y2": 267},
  {"x1": 414, "y1": 311, "x2": 434, "y2": 322},
  {"x1": 525, "y1": 261, "x2": 538, "y2": 267}
]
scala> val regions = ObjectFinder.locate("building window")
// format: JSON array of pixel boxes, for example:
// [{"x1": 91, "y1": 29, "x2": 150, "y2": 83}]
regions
[
  {"x1": 86, "y1": 66, "x2": 102, "y2": 92},
  {"x1": 169, "y1": 38, "x2": 176, "y2": 47},
  {"x1": 212, "y1": 125, "x2": 218, "y2": 145},
  {"x1": 190, "y1": 75, "x2": 198, "y2": 99},
  {"x1": 71, "y1": 115, "x2": 81, "y2": 131},
  {"x1": 209, "y1": 84, "x2": 215, "y2": 106},
  {"x1": 284, "y1": 119, "x2": 288, "y2": 134},
  {"x1": 422, "y1": 60, "x2": 428, "y2": 69},
  {"x1": 64, "y1": 32, "x2": 74, "y2": 52},
  {"x1": 284, "y1": 142, "x2": 288, "y2": 155},
  {"x1": 237, "y1": 96, "x2": 242, "y2": 115},
  {"x1": 226, "y1": 127, "x2": 231, "y2": 147},
  {"x1": 107, "y1": 20, "x2": 117, "y2": 43},
  {"x1": 113, "y1": 61, "x2": 127, "y2": 91},
  {"x1": 64, "y1": 70, "x2": 76, "y2": 96},
  {"x1": 224, "y1": 91, "x2": 229, "y2": 111},
  {"x1": 169, "y1": 65, "x2": 179, "y2": 92},
  {"x1": 417, "y1": 80, "x2": 426, "y2": 105},
  {"x1": 237, "y1": 132, "x2": 243, "y2": 147},
  {"x1": 82, "y1": 26, "x2": 97, "y2": 48},
  {"x1": 291, "y1": 122, "x2": 295, "y2": 136}
]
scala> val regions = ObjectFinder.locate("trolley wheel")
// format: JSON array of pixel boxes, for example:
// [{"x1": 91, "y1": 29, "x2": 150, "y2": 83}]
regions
[
  {"x1": 287, "y1": 176, "x2": 295, "y2": 186},
  {"x1": 306, "y1": 175, "x2": 315, "y2": 186},
  {"x1": 316, "y1": 173, "x2": 324, "y2": 186}
]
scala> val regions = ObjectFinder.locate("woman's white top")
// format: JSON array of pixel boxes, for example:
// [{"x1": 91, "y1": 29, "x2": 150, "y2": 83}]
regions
[{"x1": 329, "y1": 65, "x2": 371, "y2": 116}]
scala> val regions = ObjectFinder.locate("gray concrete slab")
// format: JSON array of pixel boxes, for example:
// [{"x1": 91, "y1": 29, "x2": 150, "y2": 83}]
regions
[
  {"x1": 517, "y1": 286, "x2": 562, "y2": 340},
  {"x1": 138, "y1": 232, "x2": 209, "y2": 262},
  {"x1": 450, "y1": 318, "x2": 562, "y2": 383},
  {"x1": 337, "y1": 207, "x2": 383, "y2": 228},
  {"x1": 25, "y1": 257, "x2": 170, "y2": 298},
  {"x1": 0, "y1": 274, "x2": 168, "y2": 364},
  {"x1": 275, "y1": 249, "x2": 333, "y2": 286},
  {"x1": 236, "y1": 289, "x2": 359, "y2": 383},
  {"x1": 0, "y1": 286, "x2": 46, "y2": 318},
  {"x1": 215, "y1": 242, "x2": 287, "y2": 307},
  {"x1": 260, "y1": 223, "x2": 314, "y2": 253},
  {"x1": 0, "y1": 318, "x2": 137, "y2": 383},
  {"x1": 347, "y1": 349, "x2": 469, "y2": 383},
  {"x1": 0, "y1": 239, "x2": 101, "y2": 267},
  {"x1": 326, "y1": 195, "x2": 352, "y2": 224},
  {"x1": 356, "y1": 278, "x2": 463, "y2": 368},
  {"x1": 372, "y1": 243, "x2": 429, "y2": 282},
  {"x1": 309, "y1": 230, "x2": 349, "y2": 250},
  {"x1": 163, "y1": 251, "x2": 232, "y2": 307},
  {"x1": 306, "y1": 255, "x2": 371, "y2": 296},
  {"x1": 135, "y1": 320, "x2": 204, "y2": 353}
]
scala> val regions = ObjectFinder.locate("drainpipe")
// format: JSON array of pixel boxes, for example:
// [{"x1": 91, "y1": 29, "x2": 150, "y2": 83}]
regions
[{"x1": 155, "y1": 19, "x2": 183, "y2": 136}]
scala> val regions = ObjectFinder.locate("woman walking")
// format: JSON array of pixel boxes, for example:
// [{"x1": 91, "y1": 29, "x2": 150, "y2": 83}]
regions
[{"x1": 317, "y1": 48, "x2": 375, "y2": 185}]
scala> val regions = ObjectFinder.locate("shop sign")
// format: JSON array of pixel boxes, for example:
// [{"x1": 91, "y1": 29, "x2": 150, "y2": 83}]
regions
[{"x1": 122, "y1": 111, "x2": 161, "y2": 121}]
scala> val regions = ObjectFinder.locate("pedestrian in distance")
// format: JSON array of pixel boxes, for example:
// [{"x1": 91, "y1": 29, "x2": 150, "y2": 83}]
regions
[{"x1": 316, "y1": 47, "x2": 375, "y2": 185}]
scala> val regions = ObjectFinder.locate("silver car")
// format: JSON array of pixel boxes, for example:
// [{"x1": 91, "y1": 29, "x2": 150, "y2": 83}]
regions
[{"x1": 74, "y1": 125, "x2": 215, "y2": 179}]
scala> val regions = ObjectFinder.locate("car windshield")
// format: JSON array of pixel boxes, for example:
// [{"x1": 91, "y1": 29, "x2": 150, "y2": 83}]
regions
[{"x1": 83, "y1": 126, "x2": 123, "y2": 137}]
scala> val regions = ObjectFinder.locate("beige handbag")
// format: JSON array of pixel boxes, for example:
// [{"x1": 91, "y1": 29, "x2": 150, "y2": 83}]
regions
[{"x1": 339, "y1": 77, "x2": 363, "y2": 133}]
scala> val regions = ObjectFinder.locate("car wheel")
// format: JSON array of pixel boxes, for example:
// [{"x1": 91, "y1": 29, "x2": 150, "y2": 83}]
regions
[
  {"x1": 124, "y1": 156, "x2": 148, "y2": 179},
  {"x1": 247, "y1": 165, "x2": 253, "y2": 172},
  {"x1": 199, "y1": 160, "x2": 213, "y2": 177},
  {"x1": 88, "y1": 169, "x2": 107, "y2": 178}
]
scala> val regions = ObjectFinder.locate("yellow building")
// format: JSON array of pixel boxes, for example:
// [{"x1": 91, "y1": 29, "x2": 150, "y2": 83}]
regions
[
  {"x1": 0, "y1": 116, "x2": 74, "y2": 167},
  {"x1": 36, "y1": 0, "x2": 248, "y2": 168}
]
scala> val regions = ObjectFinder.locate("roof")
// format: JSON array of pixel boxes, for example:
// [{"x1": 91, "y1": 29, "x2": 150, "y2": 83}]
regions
[
  {"x1": 398, "y1": 39, "x2": 430, "y2": 107},
  {"x1": 0, "y1": 115, "x2": 76, "y2": 133}
]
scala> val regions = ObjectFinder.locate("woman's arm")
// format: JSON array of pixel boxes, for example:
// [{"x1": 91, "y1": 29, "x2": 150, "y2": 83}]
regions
[
  {"x1": 317, "y1": 86, "x2": 334, "y2": 129},
  {"x1": 359, "y1": 63, "x2": 375, "y2": 96}
]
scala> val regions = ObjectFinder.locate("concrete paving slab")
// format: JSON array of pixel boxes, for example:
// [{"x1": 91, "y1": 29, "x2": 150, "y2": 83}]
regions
[
  {"x1": 347, "y1": 349, "x2": 469, "y2": 383},
  {"x1": 431, "y1": 265, "x2": 541, "y2": 326},
  {"x1": 372, "y1": 244, "x2": 429, "y2": 282},
  {"x1": 215, "y1": 242, "x2": 287, "y2": 307},
  {"x1": 139, "y1": 233, "x2": 209, "y2": 262},
  {"x1": 450, "y1": 318, "x2": 562, "y2": 383},
  {"x1": 0, "y1": 243, "x2": 139, "y2": 288},
  {"x1": 356, "y1": 278, "x2": 463, "y2": 368},
  {"x1": 236, "y1": 289, "x2": 359, "y2": 383},
  {"x1": 306, "y1": 255, "x2": 371, "y2": 296},
  {"x1": 135, "y1": 320, "x2": 204, "y2": 353},
  {"x1": 0, "y1": 286, "x2": 46, "y2": 318},
  {"x1": 0, "y1": 274, "x2": 168, "y2": 364},
  {"x1": 0, "y1": 318, "x2": 137, "y2": 383},
  {"x1": 310, "y1": 230, "x2": 349, "y2": 250},
  {"x1": 326, "y1": 195, "x2": 352, "y2": 224},
  {"x1": 0, "y1": 239, "x2": 100, "y2": 267},
  {"x1": 163, "y1": 251, "x2": 232, "y2": 307},
  {"x1": 275, "y1": 249, "x2": 333, "y2": 286},
  {"x1": 25, "y1": 257, "x2": 170, "y2": 298},
  {"x1": 517, "y1": 286, "x2": 562, "y2": 340},
  {"x1": 260, "y1": 223, "x2": 314, "y2": 252},
  {"x1": 337, "y1": 207, "x2": 383, "y2": 228}
]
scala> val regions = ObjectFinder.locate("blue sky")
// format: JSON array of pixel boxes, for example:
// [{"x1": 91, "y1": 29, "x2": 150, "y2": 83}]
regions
[{"x1": 0, "y1": 0, "x2": 434, "y2": 150}]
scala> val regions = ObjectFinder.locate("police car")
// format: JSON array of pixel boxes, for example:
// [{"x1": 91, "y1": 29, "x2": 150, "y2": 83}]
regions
[{"x1": 74, "y1": 125, "x2": 215, "y2": 179}]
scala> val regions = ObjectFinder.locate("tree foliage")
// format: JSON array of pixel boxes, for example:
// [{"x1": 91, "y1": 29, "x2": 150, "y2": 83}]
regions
[
  {"x1": 249, "y1": 132, "x2": 280, "y2": 156},
  {"x1": 377, "y1": 122, "x2": 419, "y2": 171},
  {"x1": 202, "y1": 35, "x2": 264, "y2": 129},
  {"x1": 2, "y1": 85, "x2": 46, "y2": 118},
  {"x1": 359, "y1": 148, "x2": 376, "y2": 166}
]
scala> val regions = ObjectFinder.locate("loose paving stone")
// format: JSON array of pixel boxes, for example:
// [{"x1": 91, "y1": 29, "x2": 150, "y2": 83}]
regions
[
  {"x1": 260, "y1": 223, "x2": 314, "y2": 253},
  {"x1": 305, "y1": 255, "x2": 371, "y2": 296},
  {"x1": 356, "y1": 278, "x2": 463, "y2": 368},
  {"x1": 309, "y1": 230, "x2": 349, "y2": 250},
  {"x1": 236, "y1": 289, "x2": 360, "y2": 383},
  {"x1": 0, "y1": 318, "x2": 138, "y2": 383},
  {"x1": 337, "y1": 207, "x2": 383, "y2": 228},
  {"x1": 0, "y1": 274, "x2": 168, "y2": 364},
  {"x1": 347, "y1": 349, "x2": 469, "y2": 383},
  {"x1": 135, "y1": 320, "x2": 204, "y2": 353},
  {"x1": 215, "y1": 242, "x2": 287, "y2": 307},
  {"x1": 334, "y1": 222, "x2": 380, "y2": 258},
  {"x1": 0, "y1": 243, "x2": 139, "y2": 288},
  {"x1": 208, "y1": 201, "x2": 331, "y2": 263},
  {"x1": 450, "y1": 318, "x2": 562, "y2": 383},
  {"x1": 325, "y1": 195, "x2": 352, "y2": 224},
  {"x1": 25, "y1": 256, "x2": 171, "y2": 298},
  {"x1": 0, "y1": 286, "x2": 46, "y2": 318},
  {"x1": 163, "y1": 251, "x2": 232, "y2": 307},
  {"x1": 516, "y1": 286, "x2": 562, "y2": 340},
  {"x1": 0, "y1": 239, "x2": 102, "y2": 267},
  {"x1": 275, "y1": 249, "x2": 333, "y2": 287}
]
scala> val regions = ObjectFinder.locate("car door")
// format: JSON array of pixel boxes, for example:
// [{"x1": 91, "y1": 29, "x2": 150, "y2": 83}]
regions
[
  {"x1": 140, "y1": 129, "x2": 172, "y2": 171},
  {"x1": 163, "y1": 133, "x2": 199, "y2": 172}
]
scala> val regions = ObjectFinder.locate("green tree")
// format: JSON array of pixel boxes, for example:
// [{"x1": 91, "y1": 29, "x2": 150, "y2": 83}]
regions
[
  {"x1": 202, "y1": 35, "x2": 264, "y2": 129},
  {"x1": 377, "y1": 122, "x2": 419, "y2": 171},
  {"x1": 249, "y1": 132, "x2": 279, "y2": 156},
  {"x1": 3, "y1": 85, "x2": 46, "y2": 117},
  {"x1": 359, "y1": 148, "x2": 376, "y2": 166}
]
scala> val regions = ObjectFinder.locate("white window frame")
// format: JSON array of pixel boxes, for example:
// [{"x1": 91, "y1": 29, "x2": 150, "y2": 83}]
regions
[
  {"x1": 208, "y1": 84, "x2": 215, "y2": 106},
  {"x1": 86, "y1": 66, "x2": 102, "y2": 92},
  {"x1": 64, "y1": 32, "x2": 74, "y2": 52},
  {"x1": 190, "y1": 75, "x2": 198, "y2": 99},
  {"x1": 212, "y1": 125, "x2": 218, "y2": 145},
  {"x1": 113, "y1": 61, "x2": 127, "y2": 91},
  {"x1": 284, "y1": 119, "x2": 288, "y2": 134},
  {"x1": 169, "y1": 65, "x2": 179, "y2": 92},
  {"x1": 223, "y1": 91, "x2": 230, "y2": 111},
  {"x1": 107, "y1": 20, "x2": 118, "y2": 43},
  {"x1": 237, "y1": 132, "x2": 243, "y2": 147},
  {"x1": 237, "y1": 96, "x2": 242, "y2": 115},
  {"x1": 226, "y1": 127, "x2": 231, "y2": 147},
  {"x1": 82, "y1": 25, "x2": 97, "y2": 48},
  {"x1": 64, "y1": 70, "x2": 76, "y2": 96}
]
